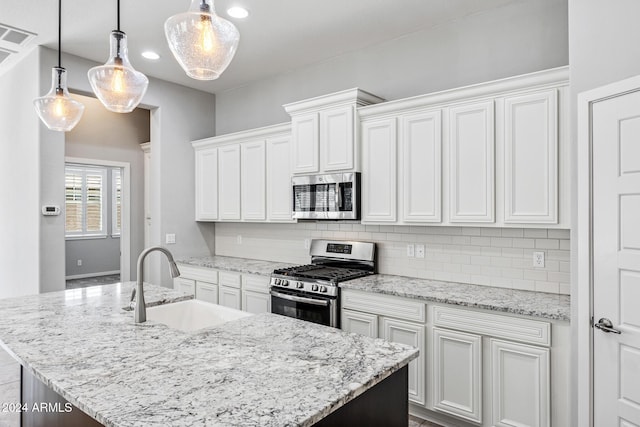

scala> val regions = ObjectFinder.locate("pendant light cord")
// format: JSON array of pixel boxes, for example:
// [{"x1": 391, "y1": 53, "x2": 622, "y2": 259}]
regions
[
  {"x1": 117, "y1": 0, "x2": 120, "y2": 31},
  {"x1": 57, "y1": 0, "x2": 62, "y2": 68}
]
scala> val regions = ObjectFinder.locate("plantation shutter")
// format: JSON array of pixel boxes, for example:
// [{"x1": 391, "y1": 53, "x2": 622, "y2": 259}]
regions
[{"x1": 65, "y1": 165, "x2": 107, "y2": 237}]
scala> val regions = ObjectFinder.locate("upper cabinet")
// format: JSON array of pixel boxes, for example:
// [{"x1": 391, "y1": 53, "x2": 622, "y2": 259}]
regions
[
  {"x1": 192, "y1": 123, "x2": 294, "y2": 223},
  {"x1": 284, "y1": 88, "x2": 384, "y2": 174},
  {"x1": 360, "y1": 66, "x2": 569, "y2": 228}
]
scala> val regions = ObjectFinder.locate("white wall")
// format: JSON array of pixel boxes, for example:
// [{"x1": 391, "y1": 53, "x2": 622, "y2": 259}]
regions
[
  {"x1": 0, "y1": 48, "x2": 42, "y2": 298},
  {"x1": 568, "y1": 1, "x2": 640, "y2": 426},
  {"x1": 215, "y1": 0, "x2": 568, "y2": 134}
]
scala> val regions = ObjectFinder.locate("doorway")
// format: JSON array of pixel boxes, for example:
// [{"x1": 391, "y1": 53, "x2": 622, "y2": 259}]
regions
[
  {"x1": 578, "y1": 75, "x2": 640, "y2": 426},
  {"x1": 64, "y1": 158, "x2": 131, "y2": 288}
]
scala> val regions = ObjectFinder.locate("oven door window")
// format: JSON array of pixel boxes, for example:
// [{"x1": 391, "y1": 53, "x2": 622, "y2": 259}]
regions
[{"x1": 271, "y1": 291, "x2": 333, "y2": 326}]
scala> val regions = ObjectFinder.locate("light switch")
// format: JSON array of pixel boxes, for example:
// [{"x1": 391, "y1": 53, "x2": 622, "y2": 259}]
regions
[{"x1": 407, "y1": 244, "x2": 415, "y2": 257}]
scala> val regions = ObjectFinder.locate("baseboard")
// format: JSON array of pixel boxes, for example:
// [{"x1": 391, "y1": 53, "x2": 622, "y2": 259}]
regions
[{"x1": 65, "y1": 270, "x2": 120, "y2": 280}]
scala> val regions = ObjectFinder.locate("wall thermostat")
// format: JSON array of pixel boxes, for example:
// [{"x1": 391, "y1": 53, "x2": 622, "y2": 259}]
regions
[{"x1": 41, "y1": 205, "x2": 61, "y2": 216}]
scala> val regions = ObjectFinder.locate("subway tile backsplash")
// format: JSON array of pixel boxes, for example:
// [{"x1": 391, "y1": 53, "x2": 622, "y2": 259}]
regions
[{"x1": 214, "y1": 223, "x2": 570, "y2": 295}]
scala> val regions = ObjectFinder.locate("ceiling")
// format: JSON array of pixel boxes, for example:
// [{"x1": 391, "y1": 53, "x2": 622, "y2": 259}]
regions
[{"x1": 1, "y1": 0, "x2": 516, "y2": 94}]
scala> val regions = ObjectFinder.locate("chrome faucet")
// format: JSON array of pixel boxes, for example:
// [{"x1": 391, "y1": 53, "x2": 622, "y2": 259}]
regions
[{"x1": 131, "y1": 246, "x2": 181, "y2": 323}]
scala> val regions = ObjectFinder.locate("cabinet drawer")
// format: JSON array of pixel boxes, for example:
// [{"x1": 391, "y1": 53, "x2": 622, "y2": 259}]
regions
[
  {"x1": 219, "y1": 271, "x2": 241, "y2": 288},
  {"x1": 433, "y1": 305, "x2": 550, "y2": 346},
  {"x1": 242, "y1": 274, "x2": 269, "y2": 293},
  {"x1": 176, "y1": 264, "x2": 218, "y2": 284},
  {"x1": 342, "y1": 290, "x2": 426, "y2": 323},
  {"x1": 195, "y1": 281, "x2": 218, "y2": 304},
  {"x1": 174, "y1": 277, "x2": 195, "y2": 295}
]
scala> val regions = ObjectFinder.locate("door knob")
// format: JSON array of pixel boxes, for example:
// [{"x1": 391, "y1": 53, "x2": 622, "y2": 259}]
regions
[{"x1": 594, "y1": 318, "x2": 622, "y2": 334}]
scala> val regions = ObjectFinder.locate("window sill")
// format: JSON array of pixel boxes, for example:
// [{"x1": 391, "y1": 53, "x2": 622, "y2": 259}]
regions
[{"x1": 65, "y1": 235, "x2": 108, "y2": 241}]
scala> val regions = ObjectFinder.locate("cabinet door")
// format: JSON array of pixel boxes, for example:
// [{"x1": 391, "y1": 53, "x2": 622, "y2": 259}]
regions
[
  {"x1": 195, "y1": 147, "x2": 218, "y2": 221},
  {"x1": 321, "y1": 106, "x2": 354, "y2": 171},
  {"x1": 381, "y1": 317, "x2": 425, "y2": 405},
  {"x1": 449, "y1": 101, "x2": 495, "y2": 223},
  {"x1": 341, "y1": 309, "x2": 378, "y2": 338},
  {"x1": 490, "y1": 339, "x2": 550, "y2": 427},
  {"x1": 218, "y1": 285, "x2": 241, "y2": 310},
  {"x1": 432, "y1": 328, "x2": 482, "y2": 423},
  {"x1": 174, "y1": 277, "x2": 195, "y2": 295},
  {"x1": 401, "y1": 110, "x2": 442, "y2": 222},
  {"x1": 218, "y1": 144, "x2": 241, "y2": 220},
  {"x1": 504, "y1": 90, "x2": 558, "y2": 224},
  {"x1": 292, "y1": 113, "x2": 319, "y2": 174},
  {"x1": 362, "y1": 118, "x2": 397, "y2": 222},
  {"x1": 242, "y1": 290, "x2": 270, "y2": 314},
  {"x1": 195, "y1": 281, "x2": 218, "y2": 304},
  {"x1": 266, "y1": 135, "x2": 294, "y2": 222},
  {"x1": 241, "y1": 140, "x2": 266, "y2": 221}
]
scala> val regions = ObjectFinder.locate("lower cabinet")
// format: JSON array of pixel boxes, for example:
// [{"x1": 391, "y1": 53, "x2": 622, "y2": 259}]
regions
[
  {"x1": 175, "y1": 264, "x2": 271, "y2": 315},
  {"x1": 342, "y1": 289, "x2": 565, "y2": 427}
]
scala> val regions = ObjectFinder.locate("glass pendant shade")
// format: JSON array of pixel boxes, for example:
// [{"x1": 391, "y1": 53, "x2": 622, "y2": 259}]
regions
[
  {"x1": 164, "y1": 0, "x2": 239, "y2": 80},
  {"x1": 88, "y1": 30, "x2": 149, "y2": 113},
  {"x1": 33, "y1": 67, "x2": 85, "y2": 132}
]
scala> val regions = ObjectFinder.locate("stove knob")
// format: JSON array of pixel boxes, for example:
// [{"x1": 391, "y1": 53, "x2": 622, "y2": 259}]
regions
[
  {"x1": 282, "y1": 280, "x2": 289, "y2": 286},
  {"x1": 312, "y1": 284, "x2": 319, "y2": 292},
  {"x1": 274, "y1": 278, "x2": 281, "y2": 285},
  {"x1": 320, "y1": 285, "x2": 327, "y2": 293},
  {"x1": 296, "y1": 282, "x2": 304, "y2": 289}
]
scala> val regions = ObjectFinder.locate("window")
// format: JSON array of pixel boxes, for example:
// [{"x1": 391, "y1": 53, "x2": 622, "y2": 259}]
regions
[
  {"x1": 65, "y1": 165, "x2": 108, "y2": 238},
  {"x1": 112, "y1": 168, "x2": 122, "y2": 236}
]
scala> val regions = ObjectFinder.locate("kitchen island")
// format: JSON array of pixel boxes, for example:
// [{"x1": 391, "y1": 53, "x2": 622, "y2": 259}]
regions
[{"x1": 0, "y1": 283, "x2": 417, "y2": 426}]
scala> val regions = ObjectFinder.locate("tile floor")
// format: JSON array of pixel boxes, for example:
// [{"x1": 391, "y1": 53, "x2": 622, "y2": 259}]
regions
[
  {"x1": 66, "y1": 274, "x2": 121, "y2": 289},
  {"x1": 409, "y1": 415, "x2": 443, "y2": 427}
]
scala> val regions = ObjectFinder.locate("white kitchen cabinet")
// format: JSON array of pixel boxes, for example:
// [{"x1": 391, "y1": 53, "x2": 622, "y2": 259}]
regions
[
  {"x1": 218, "y1": 285, "x2": 241, "y2": 310},
  {"x1": 448, "y1": 100, "x2": 495, "y2": 223},
  {"x1": 241, "y1": 140, "x2": 266, "y2": 221},
  {"x1": 490, "y1": 339, "x2": 550, "y2": 427},
  {"x1": 320, "y1": 106, "x2": 354, "y2": 171},
  {"x1": 195, "y1": 281, "x2": 218, "y2": 304},
  {"x1": 194, "y1": 146, "x2": 218, "y2": 221},
  {"x1": 432, "y1": 327, "x2": 482, "y2": 423},
  {"x1": 291, "y1": 113, "x2": 319, "y2": 174},
  {"x1": 266, "y1": 135, "x2": 294, "y2": 222},
  {"x1": 218, "y1": 144, "x2": 241, "y2": 221},
  {"x1": 174, "y1": 277, "x2": 195, "y2": 295},
  {"x1": 381, "y1": 317, "x2": 426, "y2": 406},
  {"x1": 400, "y1": 110, "x2": 442, "y2": 223},
  {"x1": 503, "y1": 89, "x2": 558, "y2": 224},
  {"x1": 361, "y1": 118, "x2": 397, "y2": 222},
  {"x1": 341, "y1": 309, "x2": 378, "y2": 338},
  {"x1": 241, "y1": 274, "x2": 270, "y2": 314},
  {"x1": 284, "y1": 88, "x2": 384, "y2": 174}
]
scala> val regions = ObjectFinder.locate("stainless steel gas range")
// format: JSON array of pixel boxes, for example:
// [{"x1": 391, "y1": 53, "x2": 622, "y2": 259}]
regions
[{"x1": 269, "y1": 239, "x2": 376, "y2": 328}]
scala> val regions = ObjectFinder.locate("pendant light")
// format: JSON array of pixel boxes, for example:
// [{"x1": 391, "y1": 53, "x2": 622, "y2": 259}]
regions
[
  {"x1": 33, "y1": 0, "x2": 85, "y2": 132},
  {"x1": 164, "y1": 0, "x2": 239, "y2": 80},
  {"x1": 87, "y1": 0, "x2": 148, "y2": 113}
]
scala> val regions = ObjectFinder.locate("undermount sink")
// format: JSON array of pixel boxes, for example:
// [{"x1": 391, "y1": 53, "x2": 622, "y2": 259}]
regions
[{"x1": 146, "y1": 300, "x2": 252, "y2": 332}]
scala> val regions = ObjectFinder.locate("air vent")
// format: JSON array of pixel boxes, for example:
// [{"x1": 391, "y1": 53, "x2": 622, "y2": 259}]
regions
[
  {"x1": 0, "y1": 48, "x2": 13, "y2": 65},
  {"x1": 0, "y1": 24, "x2": 36, "y2": 46}
]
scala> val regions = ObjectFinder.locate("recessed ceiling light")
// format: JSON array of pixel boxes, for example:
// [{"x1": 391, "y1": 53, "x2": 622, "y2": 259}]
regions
[
  {"x1": 227, "y1": 7, "x2": 249, "y2": 19},
  {"x1": 141, "y1": 51, "x2": 160, "y2": 60}
]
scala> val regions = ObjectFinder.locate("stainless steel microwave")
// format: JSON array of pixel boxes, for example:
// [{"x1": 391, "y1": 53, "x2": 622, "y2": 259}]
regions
[{"x1": 292, "y1": 172, "x2": 361, "y2": 220}]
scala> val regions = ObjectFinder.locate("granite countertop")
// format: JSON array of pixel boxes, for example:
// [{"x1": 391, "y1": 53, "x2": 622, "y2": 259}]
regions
[
  {"x1": 0, "y1": 283, "x2": 417, "y2": 427},
  {"x1": 177, "y1": 255, "x2": 297, "y2": 277},
  {"x1": 341, "y1": 274, "x2": 570, "y2": 321}
]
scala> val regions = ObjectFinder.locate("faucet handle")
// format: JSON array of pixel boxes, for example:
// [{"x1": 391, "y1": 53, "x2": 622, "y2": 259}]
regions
[{"x1": 130, "y1": 287, "x2": 136, "y2": 302}]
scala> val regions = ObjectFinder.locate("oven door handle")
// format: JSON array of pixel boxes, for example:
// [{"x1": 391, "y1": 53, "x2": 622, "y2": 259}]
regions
[{"x1": 270, "y1": 290, "x2": 329, "y2": 306}]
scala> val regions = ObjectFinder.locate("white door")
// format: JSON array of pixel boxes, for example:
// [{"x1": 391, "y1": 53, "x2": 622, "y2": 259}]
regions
[
  {"x1": 291, "y1": 113, "x2": 319, "y2": 174},
  {"x1": 218, "y1": 144, "x2": 241, "y2": 220},
  {"x1": 241, "y1": 140, "x2": 266, "y2": 221},
  {"x1": 194, "y1": 147, "x2": 218, "y2": 221},
  {"x1": 320, "y1": 106, "x2": 354, "y2": 171},
  {"x1": 361, "y1": 118, "x2": 397, "y2": 222},
  {"x1": 266, "y1": 135, "x2": 294, "y2": 222},
  {"x1": 592, "y1": 87, "x2": 640, "y2": 427}
]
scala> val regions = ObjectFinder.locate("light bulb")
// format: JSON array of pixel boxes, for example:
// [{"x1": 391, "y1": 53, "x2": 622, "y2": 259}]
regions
[
  {"x1": 53, "y1": 96, "x2": 65, "y2": 117},
  {"x1": 200, "y1": 17, "x2": 215, "y2": 53},
  {"x1": 112, "y1": 67, "x2": 125, "y2": 93}
]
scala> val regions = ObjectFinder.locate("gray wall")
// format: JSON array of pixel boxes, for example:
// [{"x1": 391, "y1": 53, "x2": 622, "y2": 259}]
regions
[
  {"x1": 0, "y1": 49, "x2": 42, "y2": 298},
  {"x1": 568, "y1": 1, "x2": 640, "y2": 425},
  {"x1": 215, "y1": 0, "x2": 568, "y2": 135},
  {"x1": 65, "y1": 94, "x2": 150, "y2": 280}
]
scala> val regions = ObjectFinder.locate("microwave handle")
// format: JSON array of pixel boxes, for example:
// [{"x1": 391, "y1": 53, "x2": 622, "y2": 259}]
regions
[{"x1": 336, "y1": 184, "x2": 342, "y2": 208}]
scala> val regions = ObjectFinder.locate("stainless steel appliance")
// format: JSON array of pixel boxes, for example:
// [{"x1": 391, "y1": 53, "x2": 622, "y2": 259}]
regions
[
  {"x1": 292, "y1": 172, "x2": 361, "y2": 220},
  {"x1": 270, "y1": 239, "x2": 376, "y2": 328}
]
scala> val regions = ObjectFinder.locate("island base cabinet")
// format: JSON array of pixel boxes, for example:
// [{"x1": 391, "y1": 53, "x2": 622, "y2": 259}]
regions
[
  {"x1": 490, "y1": 339, "x2": 550, "y2": 427},
  {"x1": 22, "y1": 366, "x2": 103, "y2": 427},
  {"x1": 312, "y1": 366, "x2": 408, "y2": 427},
  {"x1": 241, "y1": 290, "x2": 270, "y2": 314}
]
